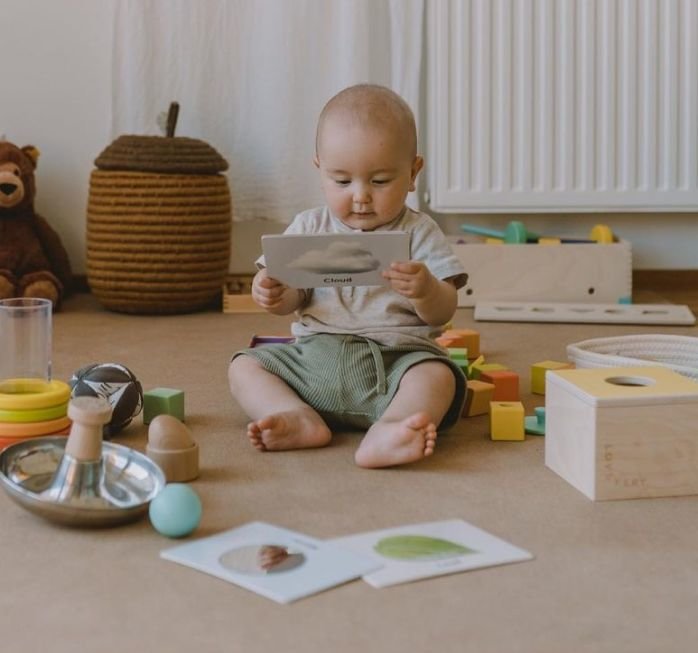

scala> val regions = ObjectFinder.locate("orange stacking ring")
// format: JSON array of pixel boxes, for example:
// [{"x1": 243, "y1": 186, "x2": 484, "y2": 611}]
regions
[
  {"x1": 0, "y1": 379, "x2": 71, "y2": 410},
  {"x1": 0, "y1": 428, "x2": 70, "y2": 451},
  {"x1": 0, "y1": 415, "x2": 72, "y2": 438}
]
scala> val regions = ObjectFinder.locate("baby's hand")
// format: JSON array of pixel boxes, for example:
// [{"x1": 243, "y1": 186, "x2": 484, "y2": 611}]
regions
[
  {"x1": 382, "y1": 261, "x2": 436, "y2": 300},
  {"x1": 252, "y1": 268, "x2": 289, "y2": 310}
]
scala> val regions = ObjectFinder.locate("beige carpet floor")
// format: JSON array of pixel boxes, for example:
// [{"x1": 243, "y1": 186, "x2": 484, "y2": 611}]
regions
[{"x1": 2, "y1": 292, "x2": 697, "y2": 652}]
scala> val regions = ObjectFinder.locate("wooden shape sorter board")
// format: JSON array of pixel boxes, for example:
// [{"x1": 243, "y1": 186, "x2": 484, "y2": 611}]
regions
[{"x1": 474, "y1": 302, "x2": 696, "y2": 326}]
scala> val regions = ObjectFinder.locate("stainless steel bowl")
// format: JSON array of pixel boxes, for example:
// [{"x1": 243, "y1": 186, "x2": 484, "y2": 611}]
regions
[{"x1": 0, "y1": 436, "x2": 165, "y2": 527}]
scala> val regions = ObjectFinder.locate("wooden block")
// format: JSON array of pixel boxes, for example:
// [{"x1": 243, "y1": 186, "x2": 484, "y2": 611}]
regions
[
  {"x1": 471, "y1": 362, "x2": 508, "y2": 380},
  {"x1": 463, "y1": 380, "x2": 495, "y2": 417},
  {"x1": 441, "y1": 329, "x2": 481, "y2": 359},
  {"x1": 480, "y1": 369, "x2": 520, "y2": 401},
  {"x1": 490, "y1": 401, "x2": 525, "y2": 441},
  {"x1": 545, "y1": 366, "x2": 698, "y2": 500},
  {"x1": 144, "y1": 387, "x2": 185, "y2": 425},
  {"x1": 525, "y1": 407, "x2": 546, "y2": 435},
  {"x1": 531, "y1": 360, "x2": 574, "y2": 395},
  {"x1": 446, "y1": 347, "x2": 468, "y2": 365},
  {"x1": 435, "y1": 335, "x2": 461, "y2": 348}
]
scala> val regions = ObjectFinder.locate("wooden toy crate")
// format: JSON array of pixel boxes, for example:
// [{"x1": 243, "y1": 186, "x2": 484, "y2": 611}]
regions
[
  {"x1": 222, "y1": 275, "x2": 263, "y2": 313},
  {"x1": 448, "y1": 238, "x2": 632, "y2": 307}
]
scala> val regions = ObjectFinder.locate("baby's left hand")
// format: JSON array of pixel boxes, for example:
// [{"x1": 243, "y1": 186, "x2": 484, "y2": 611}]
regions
[{"x1": 382, "y1": 261, "x2": 435, "y2": 300}]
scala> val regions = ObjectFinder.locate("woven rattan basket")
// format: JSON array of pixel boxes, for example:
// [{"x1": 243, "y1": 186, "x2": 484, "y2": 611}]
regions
[{"x1": 86, "y1": 108, "x2": 231, "y2": 314}]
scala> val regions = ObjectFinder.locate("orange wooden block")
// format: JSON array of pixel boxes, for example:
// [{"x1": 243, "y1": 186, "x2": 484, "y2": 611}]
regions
[
  {"x1": 435, "y1": 335, "x2": 462, "y2": 348},
  {"x1": 440, "y1": 329, "x2": 480, "y2": 359},
  {"x1": 462, "y1": 380, "x2": 495, "y2": 417},
  {"x1": 479, "y1": 370, "x2": 520, "y2": 401}
]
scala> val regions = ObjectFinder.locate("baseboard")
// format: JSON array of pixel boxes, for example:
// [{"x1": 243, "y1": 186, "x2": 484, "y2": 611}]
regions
[
  {"x1": 633, "y1": 269, "x2": 698, "y2": 290},
  {"x1": 72, "y1": 270, "x2": 698, "y2": 295}
]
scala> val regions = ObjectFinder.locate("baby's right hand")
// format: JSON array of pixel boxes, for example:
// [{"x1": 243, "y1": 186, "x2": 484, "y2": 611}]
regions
[{"x1": 252, "y1": 268, "x2": 289, "y2": 310}]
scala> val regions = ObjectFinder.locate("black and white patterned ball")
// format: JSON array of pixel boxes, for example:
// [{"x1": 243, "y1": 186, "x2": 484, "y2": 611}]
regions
[{"x1": 69, "y1": 363, "x2": 143, "y2": 437}]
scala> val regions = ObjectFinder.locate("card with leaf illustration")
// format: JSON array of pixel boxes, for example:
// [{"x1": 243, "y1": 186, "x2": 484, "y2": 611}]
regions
[{"x1": 330, "y1": 519, "x2": 533, "y2": 588}]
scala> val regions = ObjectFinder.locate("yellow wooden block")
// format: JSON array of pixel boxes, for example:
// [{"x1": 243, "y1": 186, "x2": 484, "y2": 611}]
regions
[
  {"x1": 537, "y1": 237, "x2": 561, "y2": 245},
  {"x1": 485, "y1": 237, "x2": 504, "y2": 244},
  {"x1": 490, "y1": 401, "x2": 525, "y2": 441},
  {"x1": 463, "y1": 380, "x2": 495, "y2": 417},
  {"x1": 531, "y1": 360, "x2": 574, "y2": 395}
]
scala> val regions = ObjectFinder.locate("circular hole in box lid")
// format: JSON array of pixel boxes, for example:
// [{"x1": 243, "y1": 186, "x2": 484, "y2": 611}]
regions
[{"x1": 604, "y1": 375, "x2": 656, "y2": 387}]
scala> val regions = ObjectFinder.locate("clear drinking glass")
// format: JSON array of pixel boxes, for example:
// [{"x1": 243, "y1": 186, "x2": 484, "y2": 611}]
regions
[{"x1": 0, "y1": 298, "x2": 52, "y2": 390}]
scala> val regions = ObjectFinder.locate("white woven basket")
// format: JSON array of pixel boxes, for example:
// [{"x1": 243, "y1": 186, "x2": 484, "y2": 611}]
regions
[{"x1": 567, "y1": 334, "x2": 698, "y2": 381}]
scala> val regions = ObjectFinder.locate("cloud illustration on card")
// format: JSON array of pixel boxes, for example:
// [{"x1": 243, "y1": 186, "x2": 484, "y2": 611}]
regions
[{"x1": 286, "y1": 240, "x2": 380, "y2": 274}]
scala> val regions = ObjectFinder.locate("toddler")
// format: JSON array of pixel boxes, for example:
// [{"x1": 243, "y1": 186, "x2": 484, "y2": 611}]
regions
[{"x1": 228, "y1": 84, "x2": 468, "y2": 468}]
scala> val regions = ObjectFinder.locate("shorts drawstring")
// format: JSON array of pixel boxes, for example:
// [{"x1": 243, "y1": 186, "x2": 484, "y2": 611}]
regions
[
  {"x1": 340, "y1": 336, "x2": 387, "y2": 396},
  {"x1": 365, "y1": 337, "x2": 387, "y2": 395}
]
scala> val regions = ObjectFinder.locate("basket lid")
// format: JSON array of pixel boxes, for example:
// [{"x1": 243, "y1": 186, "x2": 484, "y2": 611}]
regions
[{"x1": 94, "y1": 134, "x2": 228, "y2": 174}]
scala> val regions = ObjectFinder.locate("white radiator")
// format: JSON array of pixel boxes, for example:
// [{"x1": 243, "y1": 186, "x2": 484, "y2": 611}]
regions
[{"x1": 426, "y1": 0, "x2": 698, "y2": 212}]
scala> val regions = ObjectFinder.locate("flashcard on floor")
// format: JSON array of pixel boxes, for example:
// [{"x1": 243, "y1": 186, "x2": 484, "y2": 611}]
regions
[
  {"x1": 160, "y1": 521, "x2": 381, "y2": 604},
  {"x1": 330, "y1": 519, "x2": 533, "y2": 588},
  {"x1": 262, "y1": 231, "x2": 410, "y2": 288}
]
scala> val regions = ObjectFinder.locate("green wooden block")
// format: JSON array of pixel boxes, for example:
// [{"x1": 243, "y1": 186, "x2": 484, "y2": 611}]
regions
[
  {"x1": 143, "y1": 387, "x2": 185, "y2": 424},
  {"x1": 447, "y1": 347, "x2": 468, "y2": 361}
]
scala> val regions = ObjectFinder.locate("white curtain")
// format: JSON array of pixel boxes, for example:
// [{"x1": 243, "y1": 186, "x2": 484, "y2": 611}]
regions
[{"x1": 112, "y1": 0, "x2": 424, "y2": 223}]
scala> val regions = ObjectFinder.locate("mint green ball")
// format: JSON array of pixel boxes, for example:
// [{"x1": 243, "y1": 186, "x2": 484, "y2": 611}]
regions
[{"x1": 149, "y1": 483, "x2": 202, "y2": 538}]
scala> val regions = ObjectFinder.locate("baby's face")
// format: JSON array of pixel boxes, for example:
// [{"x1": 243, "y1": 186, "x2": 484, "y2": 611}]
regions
[{"x1": 315, "y1": 117, "x2": 422, "y2": 231}]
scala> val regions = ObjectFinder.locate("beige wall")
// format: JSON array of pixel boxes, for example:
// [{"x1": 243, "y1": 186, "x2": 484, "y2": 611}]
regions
[{"x1": 4, "y1": 1, "x2": 697, "y2": 274}]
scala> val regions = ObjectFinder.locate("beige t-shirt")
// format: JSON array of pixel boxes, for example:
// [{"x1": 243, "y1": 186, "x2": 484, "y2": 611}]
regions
[{"x1": 257, "y1": 206, "x2": 467, "y2": 350}]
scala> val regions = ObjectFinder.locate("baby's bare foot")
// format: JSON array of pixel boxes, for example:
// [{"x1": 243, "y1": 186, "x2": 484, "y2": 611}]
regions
[
  {"x1": 354, "y1": 411, "x2": 437, "y2": 468},
  {"x1": 247, "y1": 408, "x2": 331, "y2": 452}
]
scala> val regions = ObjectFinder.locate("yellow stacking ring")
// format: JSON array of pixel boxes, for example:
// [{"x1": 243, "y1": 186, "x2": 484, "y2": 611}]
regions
[
  {"x1": 0, "y1": 415, "x2": 72, "y2": 438},
  {"x1": 0, "y1": 379, "x2": 71, "y2": 411},
  {"x1": 590, "y1": 224, "x2": 615, "y2": 244},
  {"x1": 0, "y1": 402, "x2": 69, "y2": 423}
]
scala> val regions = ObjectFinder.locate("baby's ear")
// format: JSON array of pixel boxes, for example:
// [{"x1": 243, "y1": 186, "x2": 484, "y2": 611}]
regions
[{"x1": 409, "y1": 155, "x2": 424, "y2": 191}]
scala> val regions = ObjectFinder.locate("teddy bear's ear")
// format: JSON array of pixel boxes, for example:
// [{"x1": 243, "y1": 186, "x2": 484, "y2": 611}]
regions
[{"x1": 21, "y1": 145, "x2": 40, "y2": 168}]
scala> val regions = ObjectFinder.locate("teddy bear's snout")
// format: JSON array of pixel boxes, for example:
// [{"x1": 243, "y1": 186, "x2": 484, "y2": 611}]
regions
[{"x1": 0, "y1": 183, "x2": 18, "y2": 196}]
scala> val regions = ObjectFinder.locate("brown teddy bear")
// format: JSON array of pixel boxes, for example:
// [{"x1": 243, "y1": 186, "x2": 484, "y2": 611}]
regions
[{"x1": 0, "y1": 141, "x2": 73, "y2": 309}]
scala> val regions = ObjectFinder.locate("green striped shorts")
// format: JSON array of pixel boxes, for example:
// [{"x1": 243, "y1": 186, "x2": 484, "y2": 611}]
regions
[{"x1": 233, "y1": 333, "x2": 467, "y2": 430}]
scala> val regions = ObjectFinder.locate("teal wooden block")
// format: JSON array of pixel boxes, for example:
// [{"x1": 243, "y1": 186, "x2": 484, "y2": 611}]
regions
[
  {"x1": 144, "y1": 387, "x2": 185, "y2": 424},
  {"x1": 524, "y1": 406, "x2": 546, "y2": 436}
]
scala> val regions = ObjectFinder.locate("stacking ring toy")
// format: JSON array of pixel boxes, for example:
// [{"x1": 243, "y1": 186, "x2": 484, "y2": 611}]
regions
[
  {"x1": 0, "y1": 415, "x2": 72, "y2": 438},
  {"x1": 0, "y1": 402, "x2": 68, "y2": 424},
  {"x1": 0, "y1": 379, "x2": 71, "y2": 411},
  {"x1": 0, "y1": 429, "x2": 70, "y2": 451}
]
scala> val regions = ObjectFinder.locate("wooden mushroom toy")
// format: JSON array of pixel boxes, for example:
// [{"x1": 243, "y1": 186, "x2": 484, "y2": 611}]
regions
[{"x1": 146, "y1": 414, "x2": 199, "y2": 482}]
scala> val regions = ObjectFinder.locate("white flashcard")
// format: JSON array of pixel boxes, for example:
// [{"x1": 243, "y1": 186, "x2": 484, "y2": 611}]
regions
[
  {"x1": 160, "y1": 521, "x2": 381, "y2": 604},
  {"x1": 331, "y1": 519, "x2": 533, "y2": 588},
  {"x1": 261, "y1": 231, "x2": 410, "y2": 288}
]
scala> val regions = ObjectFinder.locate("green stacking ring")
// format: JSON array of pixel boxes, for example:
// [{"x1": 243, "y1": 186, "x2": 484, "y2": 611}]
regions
[
  {"x1": 0, "y1": 401, "x2": 69, "y2": 423},
  {"x1": 0, "y1": 379, "x2": 72, "y2": 410}
]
